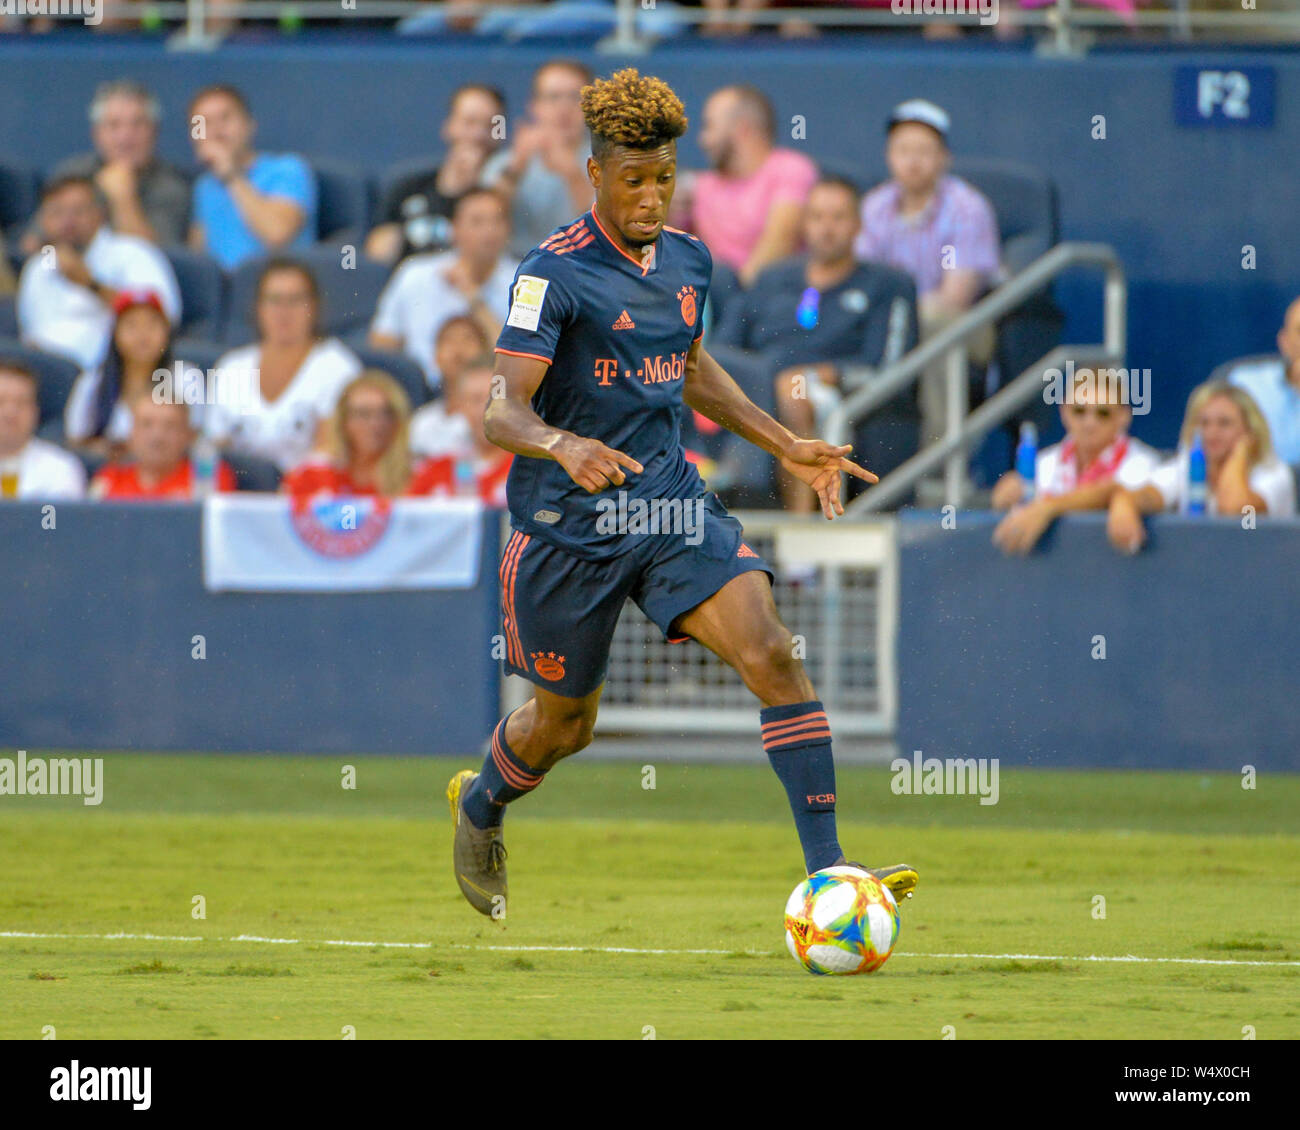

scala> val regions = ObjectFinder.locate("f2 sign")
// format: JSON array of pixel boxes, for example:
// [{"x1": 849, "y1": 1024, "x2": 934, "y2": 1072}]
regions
[{"x1": 1175, "y1": 66, "x2": 1274, "y2": 127}]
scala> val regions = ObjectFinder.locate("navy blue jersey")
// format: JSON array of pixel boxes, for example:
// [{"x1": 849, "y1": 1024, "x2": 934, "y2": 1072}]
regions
[{"x1": 495, "y1": 208, "x2": 712, "y2": 560}]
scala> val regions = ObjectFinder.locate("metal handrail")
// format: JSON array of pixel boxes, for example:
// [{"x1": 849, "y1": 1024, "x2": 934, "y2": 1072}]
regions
[
  {"x1": 33, "y1": 2, "x2": 1300, "y2": 44},
  {"x1": 824, "y1": 241, "x2": 1127, "y2": 510},
  {"x1": 848, "y1": 344, "x2": 1125, "y2": 512}
]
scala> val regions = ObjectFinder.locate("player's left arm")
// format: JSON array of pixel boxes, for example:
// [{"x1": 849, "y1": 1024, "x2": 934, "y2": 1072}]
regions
[{"x1": 683, "y1": 340, "x2": 878, "y2": 519}]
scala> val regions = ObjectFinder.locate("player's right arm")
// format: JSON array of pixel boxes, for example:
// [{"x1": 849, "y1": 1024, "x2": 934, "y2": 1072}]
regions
[{"x1": 484, "y1": 351, "x2": 643, "y2": 494}]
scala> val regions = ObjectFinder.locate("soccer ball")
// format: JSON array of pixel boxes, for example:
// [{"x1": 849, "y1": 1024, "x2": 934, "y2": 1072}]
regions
[{"x1": 784, "y1": 866, "x2": 900, "y2": 975}]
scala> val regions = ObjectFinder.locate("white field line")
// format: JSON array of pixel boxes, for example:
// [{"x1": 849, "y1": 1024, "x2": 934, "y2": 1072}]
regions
[{"x1": 1, "y1": 930, "x2": 1297, "y2": 967}]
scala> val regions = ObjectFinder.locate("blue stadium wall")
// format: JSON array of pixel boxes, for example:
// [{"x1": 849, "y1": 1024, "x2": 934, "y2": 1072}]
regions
[
  {"x1": 2, "y1": 39, "x2": 1298, "y2": 448},
  {"x1": 897, "y1": 511, "x2": 1300, "y2": 772},
  {"x1": 4, "y1": 502, "x2": 1294, "y2": 770},
  {"x1": 0, "y1": 503, "x2": 501, "y2": 755}
]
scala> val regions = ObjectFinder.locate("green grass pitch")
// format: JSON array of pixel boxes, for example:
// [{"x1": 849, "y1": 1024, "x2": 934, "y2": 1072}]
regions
[{"x1": 1, "y1": 753, "x2": 1297, "y2": 1039}]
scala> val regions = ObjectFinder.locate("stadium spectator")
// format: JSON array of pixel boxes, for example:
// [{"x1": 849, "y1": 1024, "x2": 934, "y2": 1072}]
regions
[
  {"x1": 856, "y1": 100, "x2": 1002, "y2": 450},
  {"x1": 671, "y1": 84, "x2": 818, "y2": 287},
  {"x1": 365, "y1": 83, "x2": 506, "y2": 266},
  {"x1": 710, "y1": 177, "x2": 918, "y2": 512},
  {"x1": 408, "y1": 351, "x2": 512, "y2": 506},
  {"x1": 90, "y1": 395, "x2": 236, "y2": 500},
  {"x1": 990, "y1": 372, "x2": 1161, "y2": 555},
  {"x1": 408, "y1": 315, "x2": 491, "y2": 456},
  {"x1": 1108, "y1": 381, "x2": 1296, "y2": 553},
  {"x1": 28, "y1": 79, "x2": 191, "y2": 250},
  {"x1": 703, "y1": 176, "x2": 916, "y2": 507},
  {"x1": 481, "y1": 60, "x2": 595, "y2": 260},
  {"x1": 367, "y1": 188, "x2": 515, "y2": 389},
  {"x1": 204, "y1": 259, "x2": 362, "y2": 471},
  {"x1": 65, "y1": 291, "x2": 181, "y2": 454},
  {"x1": 1224, "y1": 295, "x2": 1300, "y2": 468},
  {"x1": 188, "y1": 85, "x2": 317, "y2": 271},
  {"x1": 0, "y1": 360, "x2": 85, "y2": 500},
  {"x1": 17, "y1": 176, "x2": 181, "y2": 370},
  {"x1": 282, "y1": 368, "x2": 508, "y2": 501}
]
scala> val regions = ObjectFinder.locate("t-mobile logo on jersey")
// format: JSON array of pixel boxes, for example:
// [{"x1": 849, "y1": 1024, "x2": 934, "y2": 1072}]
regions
[{"x1": 593, "y1": 353, "x2": 687, "y2": 388}]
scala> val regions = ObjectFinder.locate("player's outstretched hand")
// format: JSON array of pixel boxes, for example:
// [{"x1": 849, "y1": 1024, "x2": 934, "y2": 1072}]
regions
[
  {"x1": 780, "y1": 440, "x2": 878, "y2": 520},
  {"x1": 555, "y1": 435, "x2": 644, "y2": 494}
]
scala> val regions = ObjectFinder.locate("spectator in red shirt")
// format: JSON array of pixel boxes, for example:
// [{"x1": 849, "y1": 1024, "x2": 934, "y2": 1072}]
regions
[
  {"x1": 284, "y1": 364, "x2": 510, "y2": 504},
  {"x1": 90, "y1": 395, "x2": 235, "y2": 500},
  {"x1": 412, "y1": 351, "x2": 512, "y2": 507},
  {"x1": 282, "y1": 369, "x2": 423, "y2": 498}
]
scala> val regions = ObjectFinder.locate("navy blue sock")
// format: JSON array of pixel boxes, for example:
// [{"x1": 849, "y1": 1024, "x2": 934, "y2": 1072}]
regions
[
  {"x1": 461, "y1": 712, "x2": 547, "y2": 829},
  {"x1": 761, "y1": 700, "x2": 842, "y2": 873}
]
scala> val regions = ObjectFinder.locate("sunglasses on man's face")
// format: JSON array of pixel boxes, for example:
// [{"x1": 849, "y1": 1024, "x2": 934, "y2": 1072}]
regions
[{"x1": 1069, "y1": 404, "x2": 1114, "y2": 420}]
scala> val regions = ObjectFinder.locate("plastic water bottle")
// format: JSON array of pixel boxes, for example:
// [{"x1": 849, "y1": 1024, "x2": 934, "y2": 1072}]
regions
[
  {"x1": 796, "y1": 287, "x2": 820, "y2": 330},
  {"x1": 453, "y1": 456, "x2": 477, "y2": 499},
  {"x1": 192, "y1": 435, "x2": 218, "y2": 499},
  {"x1": 1015, "y1": 421, "x2": 1038, "y2": 502},
  {"x1": 1187, "y1": 430, "x2": 1207, "y2": 516}
]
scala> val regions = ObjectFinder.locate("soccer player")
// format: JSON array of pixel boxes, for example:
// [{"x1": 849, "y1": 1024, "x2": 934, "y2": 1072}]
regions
[{"x1": 447, "y1": 69, "x2": 918, "y2": 918}]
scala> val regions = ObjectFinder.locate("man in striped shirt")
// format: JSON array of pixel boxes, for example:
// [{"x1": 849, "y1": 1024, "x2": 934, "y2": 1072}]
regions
[{"x1": 856, "y1": 100, "x2": 1003, "y2": 450}]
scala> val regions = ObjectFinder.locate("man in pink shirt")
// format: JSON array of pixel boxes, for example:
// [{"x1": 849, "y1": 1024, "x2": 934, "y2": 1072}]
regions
[{"x1": 675, "y1": 85, "x2": 818, "y2": 287}]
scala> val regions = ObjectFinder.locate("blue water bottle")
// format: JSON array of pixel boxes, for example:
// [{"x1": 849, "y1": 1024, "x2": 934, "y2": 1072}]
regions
[
  {"x1": 1187, "y1": 430, "x2": 1207, "y2": 516},
  {"x1": 1015, "y1": 421, "x2": 1038, "y2": 502},
  {"x1": 454, "y1": 456, "x2": 477, "y2": 499},
  {"x1": 192, "y1": 435, "x2": 217, "y2": 499}
]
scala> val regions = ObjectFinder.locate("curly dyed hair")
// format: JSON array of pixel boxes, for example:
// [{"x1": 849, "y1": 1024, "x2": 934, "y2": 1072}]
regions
[{"x1": 581, "y1": 68, "x2": 688, "y2": 162}]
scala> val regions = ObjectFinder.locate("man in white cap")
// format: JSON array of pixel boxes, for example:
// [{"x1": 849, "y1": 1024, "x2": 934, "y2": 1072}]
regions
[{"x1": 856, "y1": 100, "x2": 1002, "y2": 465}]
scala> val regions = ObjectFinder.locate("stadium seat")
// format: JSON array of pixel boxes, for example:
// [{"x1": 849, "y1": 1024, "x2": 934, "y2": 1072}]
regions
[
  {"x1": 950, "y1": 157, "x2": 1066, "y2": 471},
  {"x1": 312, "y1": 159, "x2": 373, "y2": 243},
  {"x1": 0, "y1": 336, "x2": 81, "y2": 433},
  {"x1": 951, "y1": 156, "x2": 1060, "y2": 270},
  {"x1": 223, "y1": 250, "x2": 391, "y2": 344},
  {"x1": 0, "y1": 156, "x2": 39, "y2": 241},
  {"x1": 163, "y1": 247, "x2": 226, "y2": 341},
  {"x1": 345, "y1": 339, "x2": 432, "y2": 410},
  {"x1": 223, "y1": 451, "x2": 283, "y2": 493}
]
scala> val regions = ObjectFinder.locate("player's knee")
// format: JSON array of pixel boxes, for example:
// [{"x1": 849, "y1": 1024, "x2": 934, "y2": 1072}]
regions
[{"x1": 738, "y1": 627, "x2": 802, "y2": 684}]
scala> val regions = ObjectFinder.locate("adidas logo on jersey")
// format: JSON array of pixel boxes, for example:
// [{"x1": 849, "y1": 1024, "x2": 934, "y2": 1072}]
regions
[{"x1": 611, "y1": 310, "x2": 636, "y2": 330}]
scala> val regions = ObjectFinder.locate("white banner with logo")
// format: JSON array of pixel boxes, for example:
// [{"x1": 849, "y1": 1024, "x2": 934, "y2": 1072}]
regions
[{"x1": 202, "y1": 495, "x2": 483, "y2": 592}]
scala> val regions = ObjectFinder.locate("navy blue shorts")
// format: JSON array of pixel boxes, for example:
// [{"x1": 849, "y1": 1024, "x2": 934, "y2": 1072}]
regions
[{"x1": 499, "y1": 493, "x2": 773, "y2": 698}]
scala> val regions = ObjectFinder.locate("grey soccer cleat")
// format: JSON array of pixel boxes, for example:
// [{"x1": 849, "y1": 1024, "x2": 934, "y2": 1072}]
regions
[{"x1": 446, "y1": 770, "x2": 508, "y2": 918}]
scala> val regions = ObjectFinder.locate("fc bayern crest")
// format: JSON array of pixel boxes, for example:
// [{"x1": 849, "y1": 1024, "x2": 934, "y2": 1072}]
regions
[
  {"x1": 289, "y1": 496, "x2": 392, "y2": 558},
  {"x1": 677, "y1": 284, "x2": 697, "y2": 327}
]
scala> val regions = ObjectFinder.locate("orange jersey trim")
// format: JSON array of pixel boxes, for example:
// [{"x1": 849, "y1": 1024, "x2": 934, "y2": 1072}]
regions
[{"x1": 495, "y1": 347, "x2": 553, "y2": 366}]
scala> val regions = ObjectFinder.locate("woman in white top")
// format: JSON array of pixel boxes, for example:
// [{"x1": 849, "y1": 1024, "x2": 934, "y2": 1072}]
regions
[
  {"x1": 1108, "y1": 380, "x2": 1296, "y2": 553},
  {"x1": 64, "y1": 290, "x2": 184, "y2": 456},
  {"x1": 204, "y1": 258, "x2": 362, "y2": 472},
  {"x1": 990, "y1": 376, "x2": 1161, "y2": 555}
]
